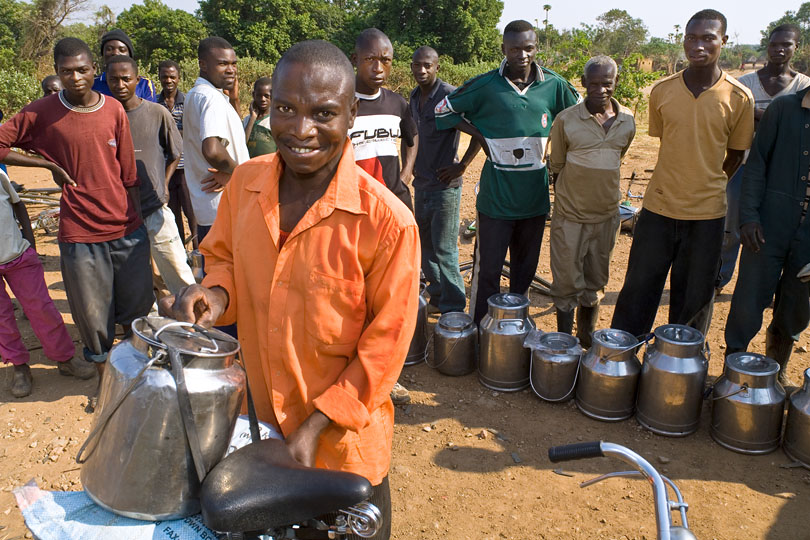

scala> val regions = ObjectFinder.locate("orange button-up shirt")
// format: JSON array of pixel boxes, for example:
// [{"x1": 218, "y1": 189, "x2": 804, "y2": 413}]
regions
[{"x1": 201, "y1": 140, "x2": 420, "y2": 485}]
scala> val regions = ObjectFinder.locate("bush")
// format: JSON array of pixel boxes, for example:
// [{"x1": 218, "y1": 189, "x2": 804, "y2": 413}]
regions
[
  {"x1": 0, "y1": 69, "x2": 41, "y2": 116},
  {"x1": 387, "y1": 57, "x2": 499, "y2": 98}
]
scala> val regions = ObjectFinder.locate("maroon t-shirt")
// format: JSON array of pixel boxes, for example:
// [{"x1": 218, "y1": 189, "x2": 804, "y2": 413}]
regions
[{"x1": 0, "y1": 92, "x2": 140, "y2": 243}]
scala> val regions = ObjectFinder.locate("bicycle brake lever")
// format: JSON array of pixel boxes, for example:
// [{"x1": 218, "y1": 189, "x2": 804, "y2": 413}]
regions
[{"x1": 579, "y1": 470, "x2": 644, "y2": 488}]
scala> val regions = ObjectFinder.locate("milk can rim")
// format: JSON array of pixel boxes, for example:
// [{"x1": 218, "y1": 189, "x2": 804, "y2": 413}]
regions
[
  {"x1": 653, "y1": 324, "x2": 704, "y2": 346},
  {"x1": 437, "y1": 311, "x2": 474, "y2": 331},
  {"x1": 487, "y1": 292, "x2": 529, "y2": 309},
  {"x1": 725, "y1": 352, "x2": 779, "y2": 377},
  {"x1": 132, "y1": 316, "x2": 241, "y2": 357},
  {"x1": 592, "y1": 328, "x2": 637, "y2": 348}
]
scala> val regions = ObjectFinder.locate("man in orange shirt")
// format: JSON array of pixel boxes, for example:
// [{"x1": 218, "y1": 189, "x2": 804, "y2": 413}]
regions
[{"x1": 162, "y1": 40, "x2": 420, "y2": 539}]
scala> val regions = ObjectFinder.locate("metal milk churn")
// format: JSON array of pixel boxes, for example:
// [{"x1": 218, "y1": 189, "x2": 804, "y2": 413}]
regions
[
  {"x1": 636, "y1": 324, "x2": 709, "y2": 437},
  {"x1": 710, "y1": 353, "x2": 786, "y2": 455},
  {"x1": 478, "y1": 293, "x2": 535, "y2": 392},
  {"x1": 523, "y1": 330, "x2": 582, "y2": 402},
  {"x1": 429, "y1": 311, "x2": 477, "y2": 376},
  {"x1": 77, "y1": 317, "x2": 246, "y2": 520},
  {"x1": 405, "y1": 282, "x2": 429, "y2": 366},
  {"x1": 784, "y1": 368, "x2": 810, "y2": 468},
  {"x1": 576, "y1": 329, "x2": 641, "y2": 421}
]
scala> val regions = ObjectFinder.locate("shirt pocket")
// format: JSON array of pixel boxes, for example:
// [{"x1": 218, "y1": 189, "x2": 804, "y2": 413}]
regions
[{"x1": 304, "y1": 270, "x2": 366, "y2": 346}]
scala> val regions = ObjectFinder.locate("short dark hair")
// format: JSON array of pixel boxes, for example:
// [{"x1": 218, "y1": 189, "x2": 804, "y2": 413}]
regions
[
  {"x1": 686, "y1": 9, "x2": 727, "y2": 35},
  {"x1": 198, "y1": 36, "x2": 234, "y2": 60},
  {"x1": 158, "y1": 59, "x2": 180, "y2": 73},
  {"x1": 253, "y1": 76, "x2": 272, "y2": 90},
  {"x1": 412, "y1": 45, "x2": 438, "y2": 61},
  {"x1": 41, "y1": 75, "x2": 60, "y2": 92},
  {"x1": 770, "y1": 23, "x2": 802, "y2": 42},
  {"x1": 273, "y1": 40, "x2": 354, "y2": 93},
  {"x1": 355, "y1": 28, "x2": 391, "y2": 52},
  {"x1": 504, "y1": 20, "x2": 535, "y2": 35},
  {"x1": 53, "y1": 37, "x2": 92, "y2": 64},
  {"x1": 106, "y1": 55, "x2": 138, "y2": 73}
]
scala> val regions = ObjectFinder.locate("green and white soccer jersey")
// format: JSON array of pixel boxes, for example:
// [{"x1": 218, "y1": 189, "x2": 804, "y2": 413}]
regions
[{"x1": 435, "y1": 60, "x2": 580, "y2": 219}]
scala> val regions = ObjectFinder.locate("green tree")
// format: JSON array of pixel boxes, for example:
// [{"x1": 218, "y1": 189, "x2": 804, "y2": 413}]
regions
[
  {"x1": 117, "y1": 0, "x2": 208, "y2": 66},
  {"x1": 586, "y1": 9, "x2": 648, "y2": 58},
  {"x1": 20, "y1": 0, "x2": 91, "y2": 69},
  {"x1": 198, "y1": 0, "x2": 334, "y2": 64},
  {"x1": 364, "y1": 0, "x2": 503, "y2": 63},
  {"x1": 0, "y1": 0, "x2": 26, "y2": 70},
  {"x1": 760, "y1": 3, "x2": 810, "y2": 47}
]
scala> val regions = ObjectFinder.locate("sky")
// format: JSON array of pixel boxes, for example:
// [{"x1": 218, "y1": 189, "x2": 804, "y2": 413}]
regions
[{"x1": 99, "y1": 0, "x2": 793, "y2": 45}]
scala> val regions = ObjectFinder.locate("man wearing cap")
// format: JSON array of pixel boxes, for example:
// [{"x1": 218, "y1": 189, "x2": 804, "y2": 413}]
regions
[{"x1": 92, "y1": 29, "x2": 157, "y2": 101}]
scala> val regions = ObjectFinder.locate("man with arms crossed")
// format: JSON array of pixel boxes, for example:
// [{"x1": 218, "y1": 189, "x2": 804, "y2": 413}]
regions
[
  {"x1": 610, "y1": 10, "x2": 754, "y2": 337},
  {"x1": 183, "y1": 37, "x2": 249, "y2": 243},
  {"x1": 0, "y1": 38, "x2": 153, "y2": 382},
  {"x1": 409, "y1": 46, "x2": 480, "y2": 314},
  {"x1": 548, "y1": 56, "x2": 635, "y2": 347},
  {"x1": 163, "y1": 40, "x2": 419, "y2": 540},
  {"x1": 435, "y1": 19, "x2": 579, "y2": 323}
]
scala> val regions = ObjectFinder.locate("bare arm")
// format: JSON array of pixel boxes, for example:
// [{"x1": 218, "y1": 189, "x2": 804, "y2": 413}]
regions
[
  {"x1": 201, "y1": 137, "x2": 238, "y2": 193},
  {"x1": 12, "y1": 200, "x2": 35, "y2": 252},
  {"x1": 165, "y1": 157, "x2": 180, "y2": 193},
  {"x1": 437, "y1": 137, "x2": 482, "y2": 183},
  {"x1": 723, "y1": 148, "x2": 745, "y2": 181},
  {"x1": 1, "y1": 151, "x2": 76, "y2": 187},
  {"x1": 451, "y1": 119, "x2": 490, "y2": 159},
  {"x1": 400, "y1": 134, "x2": 418, "y2": 185},
  {"x1": 244, "y1": 104, "x2": 257, "y2": 141}
]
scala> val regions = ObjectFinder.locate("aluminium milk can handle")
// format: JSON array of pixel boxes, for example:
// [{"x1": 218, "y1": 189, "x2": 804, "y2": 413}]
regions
[
  {"x1": 497, "y1": 319, "x2": 525, "y2": 331},
  {"x1": 154, "y1": 320, "x2": 221, "y2": 353},
  {"x1": 600, "y1": 332, "x2": 653, "y2": 361}
]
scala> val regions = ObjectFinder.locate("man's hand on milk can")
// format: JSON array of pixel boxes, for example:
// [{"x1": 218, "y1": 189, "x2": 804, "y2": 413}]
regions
[{"x1": 158, "y1": 284, "x2": 229, "y2": 327}]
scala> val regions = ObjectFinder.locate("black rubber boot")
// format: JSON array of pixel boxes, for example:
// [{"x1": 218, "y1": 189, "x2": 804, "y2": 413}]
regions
[
  {"x1": 766, "y1": 329, "x2": 796, "y2": 388},
  {"x1": 576, "y1": 304, "x2": 600, "y2": 349},
  {"x1": 556, "y1": 308, "x2": 575, "y2": 335}
]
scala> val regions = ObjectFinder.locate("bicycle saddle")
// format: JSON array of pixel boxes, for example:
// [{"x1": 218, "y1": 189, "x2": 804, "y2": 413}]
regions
[{"x1": 200, "y1": 438, "x2": 372, "y2": 532}]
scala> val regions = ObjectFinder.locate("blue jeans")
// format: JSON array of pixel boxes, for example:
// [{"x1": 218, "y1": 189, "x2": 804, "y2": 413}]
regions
[
  {"x1": 717, "y1": 164, "x2": 743, "y2": 288},
  {"x1": 414, "y1": 187, "x2": 466, "y2": 313}
]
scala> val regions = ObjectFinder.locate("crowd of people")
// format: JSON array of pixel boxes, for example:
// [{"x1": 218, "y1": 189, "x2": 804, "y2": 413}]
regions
[{"x1": 0, "y1": 8, "x2": 808, "y2": 538}]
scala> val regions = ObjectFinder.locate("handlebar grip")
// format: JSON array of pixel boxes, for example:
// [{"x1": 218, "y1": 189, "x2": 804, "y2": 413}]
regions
[{"x1": 548, "y1": 441, "x2": 604, "y2": 463}]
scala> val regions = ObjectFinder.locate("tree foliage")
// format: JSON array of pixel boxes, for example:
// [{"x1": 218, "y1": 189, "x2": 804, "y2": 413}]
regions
[
  {"x1": 585, "y1": 9, "x2": 648, "y2": 58},
  {"x1": 367, "y1": 0, "x2": 503, "y2": 63},
  {"x1": 117, "y1": 0, "x2": 207, "y2": 66},
  {"x1": 0, "y1": 0, "x2": 26, "y2": 70},
  {"x1": 761, "y1": 2, "x2": 810, "y2": 71}
]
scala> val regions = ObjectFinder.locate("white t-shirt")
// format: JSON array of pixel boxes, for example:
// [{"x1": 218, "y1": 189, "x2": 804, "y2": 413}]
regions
[
  {"x1": 0, "y1": 171, "x2": 30, "y2": 265},
  {"x1": 182, "y1": 77, "x2": 249, "y2": 226},
  {"x1": 737, "y1": 71, "x2": 810, "y2": 112}
]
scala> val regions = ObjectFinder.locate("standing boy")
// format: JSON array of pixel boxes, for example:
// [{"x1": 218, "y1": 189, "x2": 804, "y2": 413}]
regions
[
  {"x1": 548, "y1": 56, "x2": 636, "y2": 347},
  {"x1": 435, "y1": 19, "x2": 580, "y2": 323},
  {"x1": 409, "y1": 46, "x2": 479, "y2": 313},
  {"x1": 610, "y1": 10, "x2": 754, "y2": 337},
  {"x1": 183, "y1": 37, "x2": 249, "y2": 243},
  {"x1": 244, "y1": 77, "x2": 276, "y2": 158},
  {"x1": 350, "y1": 28, "x2": 418, "y2": 212},
  {"x1": 0, "y1": 37, "x2": 153, "y2": 375},
  {"x1": 92, "y1": 29, "x2": 157, "y2": 101},
  {"x1": 0, "y1": 169, "x2": 79, "y2": 397},
  {"x1": 107, "y1": 55, "x2": 195, "y2": 295},
  {"x1": 716, "y1": 24, "x2": 810, "y2": 292},
  {"x1": 157, "y1": 59, "x2": 198, "y2": 249},
  {"x1": 724, "y1": 85, "x2": 810, "y2": 386}
]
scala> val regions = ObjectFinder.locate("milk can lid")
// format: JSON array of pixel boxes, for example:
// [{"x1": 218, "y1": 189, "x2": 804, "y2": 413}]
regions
[
  {"x1": 438, "y1": 311, "x2": 474, "y2": 331},
  {"x1": 654, "y1": 324, "x2": 703, "y2": 346},
  {"x1": 523, "y1": 330, "x2": 580, "y2": 353},
  {"x1": 725, "y1": 352, "x2": 779, "y2": 377},
  {"x1": 592, "y1": 328, "x2": 637, "y2": 349},
  {"x1": 487, "y1": 293, "x2": 529, "y2": 309},
  {"x1": 132, "y1": 316, "x2": 240, "y2": 356}
]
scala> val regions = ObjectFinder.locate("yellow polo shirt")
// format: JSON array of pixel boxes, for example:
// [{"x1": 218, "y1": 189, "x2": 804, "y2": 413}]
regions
[{"x1": 643, "y1": 71, "x2": 754, "y2": 220}]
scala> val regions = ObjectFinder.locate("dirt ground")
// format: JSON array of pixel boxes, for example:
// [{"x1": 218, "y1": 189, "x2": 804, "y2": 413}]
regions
[{"x1": 1, "y1": 75, "x2": 809, "y2": 539}]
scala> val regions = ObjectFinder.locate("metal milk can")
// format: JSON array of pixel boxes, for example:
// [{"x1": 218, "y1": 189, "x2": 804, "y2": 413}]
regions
[
  {"x1": 78, "y1": 317, "x2": 246, "y2": 520},
  {"x1": 576, "y1": 329, "x2": 642, "y2": 421},
  {"x1": 478, "y1": 293, "x2": 535, "y2": 392},
  {"x1": 405, "y1": 282, "x2": 428, "y2": 366},
  {"x1": 783, "y1": 368, "x2": 810, "y2": 468},
  {"x1": 636, "y1": 324, "x2": 709, "y2": 437},
  {"x1": 429, "y1": 311, "x2": 477, "y2": 376},
  {"x1": 524, "y1": 330, "x2": 582, "y2": 402},
  {"x1": 710, "y1": 353, "x2": 786, "y2": 455}
]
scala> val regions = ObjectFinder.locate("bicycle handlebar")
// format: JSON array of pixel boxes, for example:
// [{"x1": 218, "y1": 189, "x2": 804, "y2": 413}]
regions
[{"x1": 548, "y1": 441, "x2": 604, "y2": 462}]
